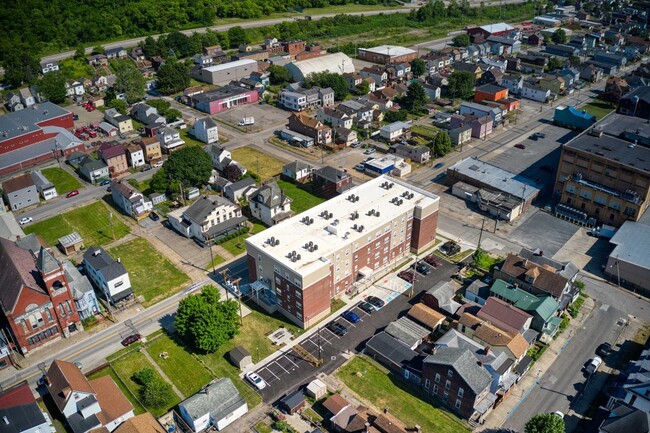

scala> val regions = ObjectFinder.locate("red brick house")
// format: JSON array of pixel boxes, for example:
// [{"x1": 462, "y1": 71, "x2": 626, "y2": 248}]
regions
[
  {"x1": 99, "y1": 143, "x2": 129, "y2": 177},
  {"x1": 0, "y1": 238, "x2": 81, "y2": 355},
  {"x1": 312, "y1": 166, "x2": 352, "y2": 199}
]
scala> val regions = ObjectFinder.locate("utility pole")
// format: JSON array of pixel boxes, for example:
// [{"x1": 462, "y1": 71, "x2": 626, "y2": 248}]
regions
[
  {"x1": 109, "y1": 211, "x2": 115, "y2": 240},
  {"x1": 232, "y1": 277, "x2": 244, "y2": 325},
  {"x1": 475, "y1": 217, "x2": 487, "y2": 257},
  {"x1": 494, "y1": 209, "x2": 501, "y2": 233},
  {"x1": 219, "y1": 269, "x2": 230, "y2": 301}
]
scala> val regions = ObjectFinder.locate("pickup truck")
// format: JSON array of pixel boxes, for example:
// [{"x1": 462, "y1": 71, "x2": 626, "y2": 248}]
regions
[{"x1": 589, "y1": 225, "x2": 616, "y2": 239}]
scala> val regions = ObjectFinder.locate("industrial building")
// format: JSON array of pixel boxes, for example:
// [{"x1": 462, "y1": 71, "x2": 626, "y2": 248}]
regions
[
  {"x1": 447, "y1": 158, "x2": 542, "y2": 207},
  {"x1": 357, "y1": 45, "x2": 418, "y2": 64},
  {"x1": 555, "y1": 129, "x2": 650, "y2": 227},
  {"x1": 605, "y1": 221, "x2": 650, "y2": 295},
  {"x1": 189, "y1": 86, "x2": 259, "y2": 114},
  {"x1": 285, "y1": 53, "x2": 355, "y2": 82},
  {"x1": 246, "y1": 175, "x2": 440, "y2": 328},
  {"x1": 191, "y1": 59, "x2": 259, "y2": 85}
]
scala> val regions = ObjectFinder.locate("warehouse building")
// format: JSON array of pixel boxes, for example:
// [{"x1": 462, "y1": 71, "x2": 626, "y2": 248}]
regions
[
  {"x1": 246, "y1": 175, "x2": 440, "y2": 328},
  {"x1": 189, "y1": 85, "x2": 259, "y2": 114},
  {"x1": 191, "y1": 59, "x2": 259, "y2": 85},
  {"x1": 285, "y1": 53, "x2": 355, "y2": 82},
  {"x1": 357, "y1": 45, "x2": 417, "y2": 64},
  {"x1": 605, "y1": 221, "x2": 650, "y2": 295}
]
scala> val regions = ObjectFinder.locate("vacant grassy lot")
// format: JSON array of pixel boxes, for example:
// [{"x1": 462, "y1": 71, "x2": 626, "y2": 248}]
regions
[
  {"x1": 42, "y1": 167, "x2": 82, "y2": 195},
  {"x1": 231, "y1": 147, "x2": 285, "y2": 180},
  {"x1": 25, "y1": 201, "x2": 130, "y2": 246},
  {"x1": 579, "y1": 100, "x2": 615, "y2": 120},
  {"x1": 108, "y1": 238, "x2": 189, "y2": 305},
  {"x1": 88, "y1": 367, "x2": 146, "y2": 414},
  {"x1": 411, "y1": 125, "x2": 439, "y2": 139},
  {"x1": 198, "y1": 306, "x2": 302, "y2": 408},
  {"x1": 277, "y1": 180, "x2": 325, "y2": 214},
  {"x1": 146, "y1": 334, "x2": 213, "y2": 397},
  {"x1": 338, "y1": 356, "x2": 470, "y2": 433},
  {"x1": 111, "y1": 350, "x2": 181, "y2": 417}
]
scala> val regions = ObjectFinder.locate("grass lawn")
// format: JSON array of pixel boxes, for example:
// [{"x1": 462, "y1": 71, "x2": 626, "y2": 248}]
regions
[
  {"x1": 231, "y1": 147, "x2": 285, "y2": 180},
  {"x1": 180, "y1": 128, "x2": 208, "y2": 147},
  {"x1": 146, "y1": 333, "x2": 213, "y2": 397},
  {"x1": 108, "y1": 238, "x2": 190, "y2": 305},
  {"x1": 59, "y1": 58, "x2": 94, "y2": 80},
  {"x1": 42, "y1": 167, "x2": 82, "y2": 195},
  {"x1": 111, "y1": 350, "x2": 181, "y2": 417},
  {"x1": 24, "y1": 201, "x2": 130, "y2": 246},
  {"x1": 411, "y1": 125, "x2": 439, "y2": 139},
  {"x1": 277, "y1": 180, "x2": 325, "y2": 214},
  {"x1": 338, "y1": 356, "x2": 470, "y2": 433},
  {"x1": 198, "y1": 307, "x2": 302, "y2": 408},
  {"x1": 255, "y1": 422, "x2": 273, "y2": 433},
  {"x1": 88, "y1": 367, "x2": 146, "y2": 414},
  {"x1": 579, "y1": 100, "x2": 615, "y2": 120},
  {"x1": 207, "y1": 253, "x2": 225, "y2": 270},
  {"x1": 219, "y1": 234, "x2": 250, "y2": 256}
]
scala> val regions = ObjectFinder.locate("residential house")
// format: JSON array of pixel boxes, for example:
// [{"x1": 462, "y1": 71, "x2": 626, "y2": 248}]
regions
[
  {"x1": 136, "y1": 137, "x2": 162, "y2": 163},
  {"x1": 86, "y1": 54, "x2": 108, "y2": 67},
  {"x1": 40, "y1": 61, "x2": 59, "y2": 74},
  {"x1": 453, "y1": 62, "x2": 483, "y2": 81},
  {"x1": 78, "y1": 157, "x2": 109, "y2": 184},
  {"x1": 131, "y1": 103, "x2": 166, "y2": 126},
  {"x1": 156, "y1": 126, "x2": 185, "y2": 152},
  {"x1": 362, "y1": 92, "x2": 394, "y2": 111},
  {"x1": 489, "y1": 279, "x2": 561, "y2": 340},
  {"x1": 105, "y1": 47, "x2": 127, "y2": 59},
  {"x1": 65, "y1": 80, "x2": 85, "y2": 97},
  {"x1": 450, "y1": 114, "x2": 493, "y2": 139},
  {"x1": 594, "y1": 50, "x2": 627, "y2": 68},
  {"x1": 479, "y1": 69, "x2": 504, "y2": 86},
  {"x1": 110, "y1": 179, "x2": 152, "y2": 220},
  {"x1": 83, "y1": 246, "x2": 133, "y2": 303},
  {"x1": 480, "y1": 57, "x2": 508, "y2": 72},
  {"x1": 537, "y1": 76, "x2": 566, "y2": 95},
  {"x1": 407, "y1": 303, "x2": 445, "y2": 332},
  {"x1": 385, "y1": 316, "x2": 430, "y2": 349},
  {"x1": 336, "y1": 100, "x2": 374, "y2": 127},
  {"x1": 317, "y1": 107, "x2": 353, "y2": 129},
  {"x1": 478, "y1": 297, "x2": 539, "y2": 343},
  {"x1": 5, "y1": 92, "x2": 24, "y2": 111},
  {"x1": 520, "y1": 82, "x2": 550, "y2": 102},
  {"x1": 604, "y1": 76, "x2": 630, "y2": 102},
  {"x1": 0, "y1": 239, "x2": 81, "y2": 355},
  {"x1": 113, "y1": 414, "x2": 165, "y2": 433},
  {"x1": 178, "y1": 378, "x2": 247, "y2": 431},
  {"x1": 585, "y1": 60, "x2": 617, "y2": 75},
  {"x1": 528, "y1": 34, "x2": 544, "y2": 46},
  {"x1": 2, "y1": 174, "x2": 38, "y2": 211},
  {"x1": 312, "y1": 166, "x2": 352, "y2": 198},
  {"x1": 457, "y1": 313, "x2": 530, "y2": 363},
  {"x1": 360, "y1": 65, "x2": 388, "y2": 87},
  {"x1": 18, "y1": 88, "x2": 35, "y2": 108},
  {"x1": 557, "y1": 68, "x2": 581, "y2": 86},
  {"x1": 460, "y1": 101, "x2": 503, "y2": 127},
  {"x1": 422, "y1": 82, "x2": 442, "y2": 100},
  {"x1": 224, "y1": 178, "x2": 257, "y2": 203},
  {"x1": 606, "y1": 345, "x2": 650, "y2": 414},
  {"x1": 343, "y1": 72, "x2": 363, "y2": 92},
  {"x1": 99, "y1": 143, "x2": 128, "y2": 177},
  {"x1": 104, "y1": 108, "x2": 134, "y2": 134},
  {"x1": 380, "y1": 121, "x2": 411, "y2": 141},
  {"x1": 598, "y1": 403, "x2": 650, "y2": 433},
  {"x1": 205, "y1": 145, "x2": 246, "y2": 175},
  {"x1": 46, "y1": 359, "x2": 134, "y2": 433},
  {"x1": 287, "y1": 113, "x2": 332, "y2": 145},
  {"x1": 0, "y1": 382, "x2": 50, "y2": 432},
  {"x1": 30, "y1": 170, "x2": 57, "y2": 200},
  {"x1": 168, "y1": 195, "x2": 246, "y2": 243},
  {"x1": 501, "y1": 74, "x2": 524, "y2": 95},
  {"x1": 448, "y1": 123, "x2": 472, "y2": 147},
  {"x1": 333, "y1": 127, "x2": 358, "y2": 147},
  {"x1": 389, "y1": 143, "x2": 431, "y2": 163},
  {"x1": 122, "y1": 144, "x2": 145, "y2": 169},
  {"x1": 487, "y1": 36, "x2": 522, "y2": 55},
  {"x1": 282, "y1": 160, "x2": 313, "y2": 183},
  {"x1": 249, "y1": 181, "x2": 292, "y2": 226},
  {"x1": 580, "y1": 64, "x2": 604, "y2": 82},
  {"x1": 423, "y1": 281, "x2": 462, "y2": 316},
  {"x1": 279, "y1": 86, "x2": 334, "y2": 111},
  {"x1": 63, "y1": 261, "x2": 99, "y2": 321},
  {"x1": 190, "y1": 117, "x2": 219, "y2": 144},
  {"x1": 545, "y1": 44, "x2": 579, "y2": 58}
]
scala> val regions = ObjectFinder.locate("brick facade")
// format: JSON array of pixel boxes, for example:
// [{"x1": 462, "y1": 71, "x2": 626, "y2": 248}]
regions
[
  {"x1": 421, "y1": 363, "x2": 486, "y2": 420},
  {"x1": 411, "y1": 211, "x2": 438, "y2": 253}
]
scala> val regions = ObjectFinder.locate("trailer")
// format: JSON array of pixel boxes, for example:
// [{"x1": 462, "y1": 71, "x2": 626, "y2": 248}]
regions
[{"x1": 238, "y1": 117, "x2": 255, "y2": 126}]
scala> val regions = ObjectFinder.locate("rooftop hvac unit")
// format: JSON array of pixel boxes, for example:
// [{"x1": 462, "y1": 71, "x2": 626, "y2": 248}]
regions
[{"x1": 376, "y1": 211, "x2": 381, "y2": 217}]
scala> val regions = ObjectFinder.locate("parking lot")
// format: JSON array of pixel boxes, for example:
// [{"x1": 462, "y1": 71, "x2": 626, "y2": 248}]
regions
[
  {"x1": 510, "y1": 210, "x2": 580, "y2": 257},
  {"x1": 248, "y1": 256, "x2": 458, "y2": 403},
  {"x1": 214, "y1": 102, "x2": 290, "y2": 132},
  {"x1": 149, "y1": 222, "x2": 213, "y2": 270}
]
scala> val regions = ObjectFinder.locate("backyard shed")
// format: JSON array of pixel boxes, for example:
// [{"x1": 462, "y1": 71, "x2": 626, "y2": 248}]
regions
[
  {"x1": 58, "y1": 232, "x2": 84, "y2": 255},
  {"x1": 280, "y1": 389, "x2": 306, "y2": 414},
  {"x1": 305, "y1": 379, "x2": 328, "y2": 400},
  {"x1": 229, "y1": 346, "x2": 253, "y2": 371}
]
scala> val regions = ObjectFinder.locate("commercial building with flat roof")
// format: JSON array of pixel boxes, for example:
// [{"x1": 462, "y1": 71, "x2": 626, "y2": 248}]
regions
[
  {"x1": 189, "y1": 85, "x2": 259, "y2": 114},
  {"x1": 554, "y1": 128, "x2": 650, "y2": 227},
  {"x1": 357, "y1": 45, "x2": 417, "y2": 64},
  {"x1": 605, "y1": 221, "x2": 650, "y2": 294},
  {"x1": 191, "y1": 59, "x2": 258, "y2": 85},
  {"x1": 246, "y1": 175, "x2": 440, "y2": 327}
]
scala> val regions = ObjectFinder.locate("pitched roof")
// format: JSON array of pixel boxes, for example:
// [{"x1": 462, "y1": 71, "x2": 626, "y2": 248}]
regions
[
  {"x1": 83, "y1": 247, "x2": 128, "y2": 281},
  {"x1": 365, "y1": 331, "x2": 418, "y2": 367},
  {"x1": 424, "y1": 347, "x2": 492, "y2": 394},
  {"x1": 229, "y1": 346, "x2": 250, "y2": 363},
  {"x1": 477, "y1": 297, "x2": 532, "y2": 334},
  {"x1": 499, "y1": 253, "x2": 569, "y2": 297},
  {"x1": 249, "y1": 181, "x2": 291, "y2": 209},
  {"x1": 36, "y1": 246, "x2": 60, "y2": 275},
  {"x1": 91, "y1": 376, "x2": 134, "y2": 425},
  {"x1": 79, "y1": 157, "x2": 107, "y2": 172},
  {"x1": 385, "y1": 317, "x2": 430, "y2": 348},
  {"x1": 323, "y1": 394, "x2": 350, "y2": 416},
  {"x1": 184, "y1": 195, "x2": 238, "y2": 223},
  {"x1": 47, "y1": 360, "x2": 96, "y2": 412},
  {"x1": 407, "y1": 303, "x2": 445, "y2": 329},
  {"x1": 313, "y1": 166, "x2": 350, "y2": 183},
  {"x1": 180, "y1": 378, "x2": 246, "y2": 422},
  {"x1": 600, "y1": 406, "x2": 650, "y2": 433},
  {"x1": 0, "y1": 237, "x2": 47, "y2": 313},
  {"x1": 459, "y1": 313, "x2": 529, "y2": 359},
  {"x1": 426, "y1": 281, "x2": 461, "y2": 315},
  {"x1": 489, "y1": 279, "x2": 559, "y2": 321},
  {"x1": 283, "y1": 160, "x2": 311, "y2": 174},
  {"x1": 113, "y1": 414, "x2": 165, "y2": 433},
  {"x1": 0, "y1": 382, "x2": 47, "y2": 433},
  {"x1": 2, "y1": 174, "x2": 34, "y2": 193}
]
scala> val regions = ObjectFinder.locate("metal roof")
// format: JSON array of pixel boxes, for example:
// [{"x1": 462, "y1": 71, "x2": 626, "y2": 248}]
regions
[
  {"x1": 384, "y1": 317, "x2": 430, "y2": 348},
  {"x1": 365, "y1": 331, "x2": 418, "y2": 366},
  {"x1": 358, "y1": 45, "x2": 416, "y2": 57},
  {"x1": 479, "y1": 22, "x2": 514, "y2": 33},
  {"x1": 202, "y1": 59, "x2": 257, "y2": 73},
  {"x1": 609, "y1": 221, "x2": 650, "y2": 270},
  {"x1": 285, "y1": 53, "x2": 355, "y2": 81}
]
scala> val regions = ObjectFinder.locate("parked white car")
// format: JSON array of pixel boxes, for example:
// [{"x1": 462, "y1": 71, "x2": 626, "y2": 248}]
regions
[
  {"x1": 585, "y1": 356, "x2": 602, "y2": 375},
  {"x1": 19, "y1": 216, "x2": 33, "y2": 225},
  {"x1": 245, "y1": 372, "x2": 266, "y2": 390}
]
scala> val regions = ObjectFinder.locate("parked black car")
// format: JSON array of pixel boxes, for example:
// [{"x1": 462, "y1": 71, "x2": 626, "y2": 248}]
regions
[
  {"x1": 327, "y1": 322, "x2": 348, "y2": 336},
  {"x1": 366, "y1": 295, "x2": 385, "y2": 309},
  {"x1": 411, "y1": 262, "x2": 431, "y2": 275},
  {"x1": 358, "y1": 301, "x2": 375, "y2": 314}
]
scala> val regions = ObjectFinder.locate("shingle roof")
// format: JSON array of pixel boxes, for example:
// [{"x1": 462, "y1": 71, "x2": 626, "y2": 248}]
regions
[
  {"x1": 426, "y1": 281, "x2": 461, "y2": 315},
  {"x1": 79, "y1": 157, "x2": 108, "y2": 172},
  {"x1": 407, "y1": 303, "x2": 445, "y2": 329},
  {"x1": 323, "y1": 394, "x2": 350, "y2": 416},
  {"x1": 63, "y1": 261, "x2": 94, "y2": 300},
  {"x1": 424, "y1": 347, "x2": 492, "y2": 394},
  {"x1": 184, "y1": 195, "x2": 238, "y2": 223},
  {"x1": 229, "y1": 346, "x2": 250, "y2": 363},
  {"x1": 180, "y1": 378, "x2": 246, "y2": 422},
  {"x1": 249, "y1": 181, "x2": 291, "y2": 208},
  {"x1": 91, "y1": 376, "x2": 134, "y2": 426},
  {"x1": 600, "y1": 406, "x2": 650, "y2": 433},
  {"x1": 0, "y1": 237, "x2": 47, "y2": 313},
  {"x1": 2, "y1": 174, "x2": 34, "y2": 193},
  {"x1": 36, "y1": 246, "x2": 60, "y2": 275},
  {"x1": 458, "y1": 313, "x2": 529, "y2": 359},
  {"x1": 47, "y1": 360, "x2": 95, "y2": 412},
  {"x1": 83, "y1": 247, "x2": 128, "y2": 281},
  {"x1": 477, "y1": 297, "x2": 533, "y2": 334},
  {"x1": 113, "y1": 413, "x2": 165, "y2": 433},
  {"x1": 365, "y1": 331, "x2": 418, "y2": 367},
  {"x1": 313, "y1": 166, "x2": 350, "y2": 183},
  {"x1": 499, "y1": 253, "x2": 569, "y2": 298},
  {"x1": 489, "y1": 279, "x2": 559, "y2": 321}
]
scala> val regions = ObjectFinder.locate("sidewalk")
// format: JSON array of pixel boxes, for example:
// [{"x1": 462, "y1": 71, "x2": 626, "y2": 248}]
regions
[{"x1": 480, "y1": 296, "x2": 597, "y2": 430}]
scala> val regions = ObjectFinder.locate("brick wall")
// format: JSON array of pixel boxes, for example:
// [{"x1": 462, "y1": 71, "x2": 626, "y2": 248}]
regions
[{"x1": 411, "y1": 211, "x2": 438, "y2": 252}]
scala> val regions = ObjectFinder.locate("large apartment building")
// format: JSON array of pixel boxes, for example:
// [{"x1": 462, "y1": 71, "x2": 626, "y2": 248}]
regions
[
  {"x1": 246, "y1": 175, "x2": 440, "y2": 327},
  {"x1": 554, "y1": 130, "x2": 650, "y2": 227}
]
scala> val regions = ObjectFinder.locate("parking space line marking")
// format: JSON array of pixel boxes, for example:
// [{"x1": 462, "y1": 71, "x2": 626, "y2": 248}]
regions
[
  {"x1": 260, "y1": 367, "x2": 279, "y2": 381},
  {"x1": 274, "y1": 360, "x2": 290, "y2": 374},
  {"x1": 284, "y1": 355, "x2": 299, "y2": 369},
  {"x1": 322, "y1": 328, "x2": 340, "y2": 339}
]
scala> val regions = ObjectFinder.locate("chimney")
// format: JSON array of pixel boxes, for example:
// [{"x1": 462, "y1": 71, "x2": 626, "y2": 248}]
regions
[
  {"x1": 364, "y1": 422, "x2": 370, "y2": 433},
  {"x1": 485, "y1": 346, "x2": 491, "y2": 355},
  {"x1": 62, "y1": 386, "x2": 71, "y2": 398},
  {"x1": 45, "y1": 375, "x2": 51, "y2": 387},
  {"x1": 93, "y1": 249, "x2": 101, "y2": 256},
  {"x1": 3, "y1": 416, "x2": 8, "y2": 425},
  {"x1": 205, "y1": 386, "x2": 210, "y2": 395},
  {"x1": 117, "y1": 257, "x2": 121, "y2": 263}
]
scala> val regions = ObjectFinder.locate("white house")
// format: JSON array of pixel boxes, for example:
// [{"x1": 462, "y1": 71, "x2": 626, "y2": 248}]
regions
[
  {"x1": 125, "y1": 144, "x2": 146, "y2": 168},
  {"x1": 316, "y1": 107, "x2": 353, "y2": 129},
  {"x1": 30, "y1": 170, "x2": 57, "y2": 200},
  {"x1": 131, "y1": 103, "x2": 166, "y2": 125},
  {"x1": 190, "y1": 117, "x2": 219, "y2": 144},
  {"x1": 279, "y1": 91, "x2": 308, "y2": 111},
  {"x1": 19, "y1": 88, "x2": 35, "y2": 107},
  {"x1": 168, "y1": 195, "x2": 246, "y2": 243},
  {"x1": 98, "y1": 121, "x2": 118, "y2": 137},
  {"x1": 282, "y1": 160, "x2": 313, "y2": 183},
  {"x1": 380, "y1": 121, "x2": 411, "y2": 141},
  {"x1": 178, "y1": 378, "x2": 248, "y2": 432},
  {"x1": 110, "y1": 179, "x2": 152, "y2": 219},
  {"x1": 521, "y1": 82, "x2": 551, "y2": 102},
  {"x1": 249, "y1": 181, "x2": 293, "y2": 226},
  {"x1": 40, "y1": 61, "x2": 59, "y2": 74},
  {"x1": 157, "y1": 126, "x2": 185, "y2": 151},
  {"x1": 65, "y1": 80, "x2": 86, "y2": 97},
  {"x1": 501, "y1": 74, "x2": 524, "y2": 96},
  {"x1": 83, "y1": 247, "x2": 133, "y2": 303},
  {"x1": 422, "y1": 82, "x2": 441, "y2": 100},
  {"x1": 205, "y1": 145, "x2": 247, "y2": 175}
]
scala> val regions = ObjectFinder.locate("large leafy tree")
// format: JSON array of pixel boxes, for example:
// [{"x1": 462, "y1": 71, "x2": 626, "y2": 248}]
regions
[
  {"x1": 403, "y1": 81, "x2": 429, "y2": 112},
  {"x1": 106, "y1": 98, "x2": 129, "y2": 115},
  {"x1": 2, "y1": 42, "x2": 40, "y2": 87},
  {"x1": 551, "y1": 29, "x2": 567, "y2": 45},
  {"x1": 114, "y1": 63, "x2": 146, "y2": 104},
  {"x1": 165, "y1": 146, "x2": 213, "y2": 188},
  {"x1": 524, "y1": 414, "x2": 565, "y2": 433},
  {"x1": 447, "y1": 70, "x2": 475, "y2": 99},
  {"x1": 268, "y1": 65, "x2": 292, "y2": 85},
  {"x1": 156, "y1": 58, "x2": 190, "y2": 94},
  {"x1": 175, "y1": 285, "x2": 241, "y2": 353},
  {"x1": 547, "y1": 57, "x2": 564, "y2": 71},
  {"x1": 37, "y1": 71, "x2": 67, "y2": 103},
  {"x1": 132, "y1": 368, "x2": 175, "y2": 409},
  {"x1": 453, "y1": 34, "x2": 471, "y2": 47},
  {"x1": 433, "y1": 131, "x2": 453, "y2": 156},
  {"x1": 305, "y1": 72, "x2": 349, "y2": 100},
  {"x1": 227, "y1": 26, "x2": 250, "y2": 49},
  {"x1": 410, "y1": 58, "x2": 426, "y2": 78}
]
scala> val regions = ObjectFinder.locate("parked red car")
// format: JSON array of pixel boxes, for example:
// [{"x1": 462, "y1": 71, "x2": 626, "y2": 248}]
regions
[
  {"x1": 66, "y1": 190, "x2": 80, "y2": 198},
  {"x1": 398, "y1": 270, "x2": 416, "y2": 283},
  {"x1": 121, "y1": 334, "x2": 142, "y2": 347},
  {"x1": 423, "y1": 254, "x2": 441, "y2": 267}
]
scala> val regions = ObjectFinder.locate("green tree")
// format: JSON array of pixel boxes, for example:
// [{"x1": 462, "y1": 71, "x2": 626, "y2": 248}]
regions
[
  {"x1": 268, "y1": 65, "x2": 292, "y2": 85},
  {"x1": 453, "y1": 34, "x2": 471, "y2": 47},
  {"x1": 305, "y1": 72, "x2": 349, "y2": 100},
  {"x1": 433, "y1": 131, "x2": 453, "y2": 156},
  {"x1": 403, "y1": 81, "x2": 429, "y2": 112},
  {"x1": 384, "y1": 109, "x2": 409, "y2": 122},
  {"x1": 524, "y1": 414, "x2": 565, "y2": 433},
  {"x1": 164, "y1": 146, "x2": 213, "y2": 188},
  {"x1": 106, "y1": 98, "x2": 129, "y2": 115},
  {"x1": 114, "y1": 63, "x2": 146, "y2": 104},
  {"x1": 546, "y1": 57, "x2": 564, "y2": 71},
  {"x1": 92, "y1": 45, "x2": 105, "y2": 55},
  {"x1": 551, "y1": 28, "x2": 567, "y2": 44},
  {"x1": 356, "y1": 80, "x2": 371, "y2": 95},
  {"x1": 166, "y1": 109, "x2": 182, "y2": 122},
  {"x1": 37, "y1": 71, "x2": 67, "y2": 103},
  {"x1": 132, "y1": 368, "x2": 175, "y2": 409},
  {"x1": 2, "y1": 44, "x2": 40, "y2": 87},
  {"x1": 223, "y1": 164, "x2": 244, "y2": 182},
  {"x1": 175, "y1": 285, "x2": 241, "y2": 353},
  {"x1": 142, "y1": 36, "x2": 161, "y2": 59},
  {"x1": 410, "y1": 58, "x2": 426, "y2": 77},
  {"x1": 227, "y1": 26, "x2": 249, "y2": 49},
  {"x1": 156, "y1": 58, "x2": 190, "y2": 94},
  {"x1": 146, "y1": 99, "x2": 171, "y2": 116},
  {"x1": 447, "y1": 70, "x2": 475, "y2": 99},
  {"x1": 74, "y1": 45, "x2": 86, "y2": 60},
  {"x1": 150, "y1": 167, "x2": 170, "y2": 193}
]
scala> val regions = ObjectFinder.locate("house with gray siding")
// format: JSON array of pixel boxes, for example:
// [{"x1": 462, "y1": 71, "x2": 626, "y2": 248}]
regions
[{"x1": 2, "y1": 174, "x2": 38, "y2": 211}]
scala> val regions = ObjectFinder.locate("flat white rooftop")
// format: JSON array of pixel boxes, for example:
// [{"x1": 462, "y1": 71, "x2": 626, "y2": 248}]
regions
[
  {"x1": 246, "y1": 175, "x2": 439, "y2": 276},
  {"x1": 202, "y1": 59, "x2": 257, "y2": 73},
  {"x1": 359, "y1": 45, "x2": 416, "y2": 57}
]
